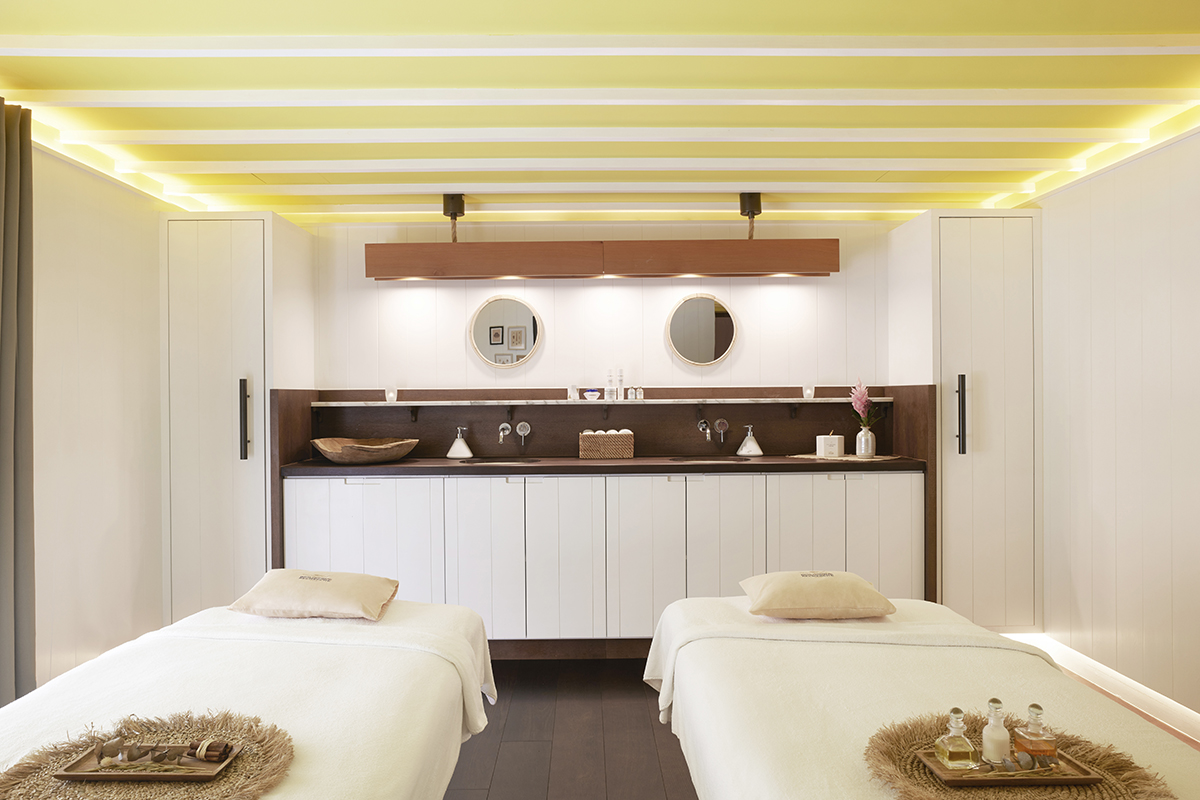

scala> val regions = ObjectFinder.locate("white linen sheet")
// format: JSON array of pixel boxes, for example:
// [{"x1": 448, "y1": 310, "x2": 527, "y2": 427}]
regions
[
  {"x1": 0, "y1": 601, "x2": 496, "y2": 799},
  {"x1": 645, "y1": 597, "x2": 1200, "y2": 800}
]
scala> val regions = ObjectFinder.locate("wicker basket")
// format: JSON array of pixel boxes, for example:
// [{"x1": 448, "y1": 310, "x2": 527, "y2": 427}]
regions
[{"x1": 579, "y1": 432, "x2": 634, "y2": 459}]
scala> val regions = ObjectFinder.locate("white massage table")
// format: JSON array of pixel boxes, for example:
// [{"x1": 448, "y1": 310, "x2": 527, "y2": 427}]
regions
[
  {"x1": 645, "y1": 597, "x2": 1200, "y2": 800},
  {"x1": 0, "y1": 600, "x2": 495, "y2": 799}
]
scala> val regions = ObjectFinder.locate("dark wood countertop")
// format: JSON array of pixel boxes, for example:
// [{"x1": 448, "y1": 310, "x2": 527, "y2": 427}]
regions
[{"x1": 281, "y1": 454, "x2": 927, "y2": 478}]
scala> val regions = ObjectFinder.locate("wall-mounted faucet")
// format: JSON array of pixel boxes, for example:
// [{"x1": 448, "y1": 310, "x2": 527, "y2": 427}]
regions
[
  {"x1": 713, "y1": 418, "x2": 729, "y2": 443},
  {"x1": 498, "y1": 422, "x2": 512, "y2": 444},
  {"x1": 516, "y1": 421, "x2": 531, "y2": 445},
  {"x1": 698, "y1": 419, "x2": 711, "y2": 442}
]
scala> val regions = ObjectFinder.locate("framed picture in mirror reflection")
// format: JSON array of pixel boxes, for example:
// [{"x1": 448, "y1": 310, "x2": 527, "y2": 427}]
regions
[
  {"x1": 489, "y1": 326, "x2": 504, "y2": 345},
  {"x1": 508, "y1": 326, "x2": 527, "y2": 351}
]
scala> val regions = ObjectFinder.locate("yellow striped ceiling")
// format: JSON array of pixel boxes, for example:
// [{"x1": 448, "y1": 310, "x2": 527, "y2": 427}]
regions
[{"x1": 4, "y1": 1, "x2": 1200, "y2": 222}]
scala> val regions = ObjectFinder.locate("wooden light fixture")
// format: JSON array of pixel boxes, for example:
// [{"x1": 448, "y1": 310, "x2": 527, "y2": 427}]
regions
[
  {"x1": 365, "y1": 193, "x2": 839, "y2": 280},
  {"x1": 366, "y1": 238, "x2": 838, "y2": 280}
]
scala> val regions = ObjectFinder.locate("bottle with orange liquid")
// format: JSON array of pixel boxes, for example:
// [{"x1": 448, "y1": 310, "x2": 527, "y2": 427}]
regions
[{"x1": 1013, "y1": 703, "x2": 1057, "y2": 759}]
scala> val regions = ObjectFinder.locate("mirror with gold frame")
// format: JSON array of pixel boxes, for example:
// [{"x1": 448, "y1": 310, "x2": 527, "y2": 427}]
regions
[
  {"x1": 666, "y1": 293, "x2": 737, "y2": 366},
  {"x1": 469, "y1": 295, "x2": 543, "y2": 368}
]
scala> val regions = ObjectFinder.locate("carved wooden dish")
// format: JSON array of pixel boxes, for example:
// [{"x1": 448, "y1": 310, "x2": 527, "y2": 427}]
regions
[{"x1": 312, "y1": 437, "x2": 418, "y2": 465}]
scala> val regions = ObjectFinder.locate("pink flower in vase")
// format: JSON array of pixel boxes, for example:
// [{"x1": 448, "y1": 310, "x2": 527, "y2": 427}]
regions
[{"x1": 849, "y1": 380, "x2": 881, "y2": 428}]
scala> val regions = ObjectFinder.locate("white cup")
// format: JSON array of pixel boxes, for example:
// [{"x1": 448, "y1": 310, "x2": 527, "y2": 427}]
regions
[
  {"x1": 385, "y1": 389, "x2": 397, "y2": 402},
  {"x1": 803, "y1": 386, "x2": 815, "y2": 399}
]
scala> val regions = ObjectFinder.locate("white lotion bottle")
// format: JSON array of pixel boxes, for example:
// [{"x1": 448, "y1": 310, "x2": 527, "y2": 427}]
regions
[
  {"x1": 981, "y1": 698, "x2": 1010, "y2": 765},
  {"x1": 446, "y1": 427, "x2": 473, "y2": 459},
  {"x1": 737, "y1": 425, "x2": 764, "y2": 457}
]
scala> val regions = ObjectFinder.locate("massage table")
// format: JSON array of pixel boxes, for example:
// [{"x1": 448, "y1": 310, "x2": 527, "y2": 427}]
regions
[
  {"x1": 645, "y1": 597, "x2": 1200, "y2": 799},
  {"x1": 0, "y1": 600, "x2": 495, "y2": 799}
]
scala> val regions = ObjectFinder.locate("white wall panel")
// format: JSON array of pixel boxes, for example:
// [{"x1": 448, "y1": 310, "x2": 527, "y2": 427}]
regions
[
  {"x1": 306, "y1": 221, "x2": 893, "y2": 390},
  {"x1": 1041, "y1": 128, "x2": 1200, "y2": 713},
  {"x1": 32, "y1": 151, "x2": 168, "y2": 683}
]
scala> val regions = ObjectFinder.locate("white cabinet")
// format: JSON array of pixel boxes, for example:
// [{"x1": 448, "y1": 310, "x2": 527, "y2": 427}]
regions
[
  {"x1": 526, "y1": 477, "x2": 607, "y2": 638},
  {"x1": 282, "y1": 477, "x2": 445, "y2": 603},
  {"x1": 685, "y1": 474, "x2": 767, "y2": 598},
  {"x1": 163, "y1": 213, "x2": 314, "y2": 622},
  {"x1": 283, "y1": 468, "x2": 926, "y2": 638},
  {"x1": 767, "y1": 473, "x2": 925, "y2": 601},
  {"x1": 444, "y1": 477, "x2": 527, "y2": 639},
  {"x1": 888, "y1": 210, "x2": 1038, "y2": 629},
  {"x1": 605, "y1": 476, "x2": 688, "y2": 638}
]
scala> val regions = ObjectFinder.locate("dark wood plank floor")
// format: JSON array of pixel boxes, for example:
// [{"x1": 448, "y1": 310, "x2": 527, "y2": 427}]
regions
[{"x1": 443, "y1": 659, "x2": 699, "y2": 800}]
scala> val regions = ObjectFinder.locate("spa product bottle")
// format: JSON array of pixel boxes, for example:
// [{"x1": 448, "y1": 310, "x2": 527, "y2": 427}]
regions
[
  {"x1": 1014, "y1": 704, "x2": 1057, "y2": 759},
  {"x1": 934, "y1": 708, "x2": 977, "y2": 769},
  {"x1": 981, "y1": 698, "x2": 1010, "y2": 765}
]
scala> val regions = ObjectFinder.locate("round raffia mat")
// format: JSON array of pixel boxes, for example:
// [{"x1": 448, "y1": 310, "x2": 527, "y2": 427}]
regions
[
  {"x1": 0, "y1": 710, "x2": 293, "y2": 800},
  {"x1": 864, "y1": 711, "x2": 1177, "y2": 800}
]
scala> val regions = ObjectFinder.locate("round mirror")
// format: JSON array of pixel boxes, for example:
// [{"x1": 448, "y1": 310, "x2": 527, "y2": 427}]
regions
[
  {"x1": 469, "y1": 295, "x2": 543, "y2": 368},
  {"x1": 666, "y1": 293, "x2": 737, "y2": 366}
]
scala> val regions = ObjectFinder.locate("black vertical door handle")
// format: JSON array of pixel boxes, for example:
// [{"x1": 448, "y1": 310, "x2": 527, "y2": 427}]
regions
[
  {"x1": 956, "y1": 373, "x2": 967, "y2": 455},
  {"x1": 239, "y1": 378, "x2": 249, "y2": 460}
]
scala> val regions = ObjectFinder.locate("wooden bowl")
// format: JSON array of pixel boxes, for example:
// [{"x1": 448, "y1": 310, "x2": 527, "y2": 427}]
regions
[{"x1": 311, "y1": 437, "x2": 418, "y2": 465}]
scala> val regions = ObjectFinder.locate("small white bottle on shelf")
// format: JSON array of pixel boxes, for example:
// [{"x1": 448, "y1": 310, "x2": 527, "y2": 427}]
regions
[
  {"x1": 617, "y1": 368, "x2": 624, "y2": 400},
  {"x1": 981, "y1": 698, "x2": 1010, "y2": 765},
  {"x1": 605, "y1": 369, "x2": 615, "y2": 401}
]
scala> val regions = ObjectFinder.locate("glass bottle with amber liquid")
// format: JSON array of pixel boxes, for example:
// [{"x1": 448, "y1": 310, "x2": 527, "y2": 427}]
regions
[
  {"x1": 934, "y1": 707, "x2": 978, "y2": 769},
  {"x1": 1014, "y1": 703, "x2": 1057, "y2": 759}
]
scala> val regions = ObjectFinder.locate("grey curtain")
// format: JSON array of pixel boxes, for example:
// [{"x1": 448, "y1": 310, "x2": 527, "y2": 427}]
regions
[{"x1": 0, "y1": 97, "x2": 35, "y2": 705}]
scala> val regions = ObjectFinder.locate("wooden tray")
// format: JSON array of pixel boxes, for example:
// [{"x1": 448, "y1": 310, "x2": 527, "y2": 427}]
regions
[
  {"x1": 55, "y1": 744, "x2": 242, "y2": 782},
  {"x1": 916, "y1": 749, "x2": 1103, "y2": 787}
]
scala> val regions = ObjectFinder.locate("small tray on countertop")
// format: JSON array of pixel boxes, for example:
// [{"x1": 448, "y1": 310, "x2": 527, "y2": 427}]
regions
[
  {"x1": 915, "y1": 749, "x2": 1103, "y2": 787},
  {"x1": 55, "y1": 743, "x2": 243, "y2": 782}
]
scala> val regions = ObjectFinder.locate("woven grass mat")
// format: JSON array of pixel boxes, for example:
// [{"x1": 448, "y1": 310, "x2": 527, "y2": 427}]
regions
[
  {"x1": 0, "y1": 710, "x2": 292, "y2": 800},
  {"x1": 865, "y1": 711, "x2": 1176, "y2": 800}
]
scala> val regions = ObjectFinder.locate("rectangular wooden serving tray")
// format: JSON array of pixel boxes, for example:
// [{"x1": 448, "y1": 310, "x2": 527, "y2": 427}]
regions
[
  {"x1": 55, "y1": 743, "x2": 242, "y2": 782},
  {"x1": 916, "y1": 749, "x2": 1103, "y2": 787}
]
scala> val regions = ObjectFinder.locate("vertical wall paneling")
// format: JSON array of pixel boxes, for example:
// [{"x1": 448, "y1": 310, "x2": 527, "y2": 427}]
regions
[
  {"x1": 305, "y1": 220, "x2": 891, "y2": 390},
  {"x1": 1041, "y1": 128, "x2": 1200, "y2": 712},
  {"x1": 34, "y1": 151, "x2": 167, "y2": 682},
  {"x1": 767, "y1": 474, "x2": 814, "y2": 572},
  {"x1": 1169, "y1": 139, "x2": 1200, "y2": 711}
]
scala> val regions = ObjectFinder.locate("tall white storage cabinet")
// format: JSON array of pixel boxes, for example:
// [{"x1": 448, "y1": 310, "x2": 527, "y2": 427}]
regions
[
  {"x1": 162, "y1": 213, "x2": 315, "y2": 623},
  {"x1": 888, "y1": 210, "x2": 1040, "y2": 630}
]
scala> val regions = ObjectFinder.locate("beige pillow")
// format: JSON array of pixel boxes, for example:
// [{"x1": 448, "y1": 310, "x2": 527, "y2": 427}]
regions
[
  {"x1": 739, "y1": 570, "x2": 896, "y2": 619},
  {"x1": 229, "y1": 569, "x2": 399, "y2": 621}
]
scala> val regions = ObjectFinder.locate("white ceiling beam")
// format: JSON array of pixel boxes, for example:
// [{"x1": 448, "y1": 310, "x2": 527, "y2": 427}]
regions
[
  {"x1": 12, "y1": 88, "x2": 1199, "y2": 108},
  {"x1": 66, "y1": 127, "x2": 1148, "y2": 145},
  {"x1": 169, "y1": 181, "x2": 1033, "y2": 196},
  {"x1": 121, "y1": 156, "x2": 1080, "y2": 174},
  {"x1": 5, "y1": 33, "x2": 1200, "y2": 57}
]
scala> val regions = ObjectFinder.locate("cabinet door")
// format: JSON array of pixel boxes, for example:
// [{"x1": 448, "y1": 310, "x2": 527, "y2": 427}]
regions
[
  {"x1": 767, "y1": 474, "x2": 848, "y2": 573},
  {"x1": 606, "y1": 476, "x2": 686, "y2": 637},
  {"x1": 846, "y1": 473, "x2": 925, "y2": 600},
  {"x1": 167, "y1": 219, "x2": 266, "y2": 621},
  {"x1": 525, "y1": 477, "x2": 607, "y2": 638},
  {"x1": 940, "y1": 216, "x2": 1036, "y2": 627},
  {"x1": 445, "y1": 477, "x2": 526, "y2": 639},
  {"x1": 282, "y1": 478, "x2": 445, "y2": 603},
  {"x1": 685, "y1": 474, "x2": 767, "y2": 598}
]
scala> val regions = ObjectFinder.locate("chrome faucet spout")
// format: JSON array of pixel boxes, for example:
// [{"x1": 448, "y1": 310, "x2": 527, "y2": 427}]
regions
[
  {"x1": 498, "y1": 422, "x2": 512, "y2": 444},
  {"x1": 698, "y1": 419, "x2": 711, "y2": 442}
]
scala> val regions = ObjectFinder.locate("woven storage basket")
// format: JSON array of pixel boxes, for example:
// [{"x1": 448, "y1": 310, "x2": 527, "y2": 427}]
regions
[{"x1": 579, "y1": 432, "x2": 634, "y2": 459}]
